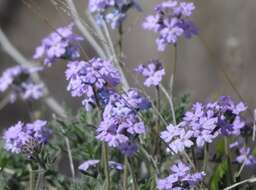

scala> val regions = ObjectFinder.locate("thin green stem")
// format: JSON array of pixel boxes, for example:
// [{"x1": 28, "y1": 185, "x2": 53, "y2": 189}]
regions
[
  {"x1": 224, "y1": 137, "x2": 233, "y2": 185},
  {"x1": 35, "y1": 167, "x2": 44, "y2": 190},
  {"x1": 101, "y1": 21, "x2": 129, "y2": 90},
  {"x1": 93, "y1": 88, "x2": 111, "y2": 190},
  {"x1": 28, "y1": 165, "x2": 34, "y2": 190},
  {"x1": 128, "y1": 159, "x2": 138, "y2": 190},
  {"x1": 103, "y1": 143, "x2": 111, "y2": 190},
  {"x1": 65, "y1": 137, "x2": 75, "y2": 182},
  {"x1": 203, "y1": 145, "x2": 208, "y2": 172},
  {"x1": 170, "y1": 43, "x2": 177, "y2": 95},
  {"x1": 234, "y1": 160, "x2": 246, "y2": 180},
  {"x1": 154, "y1": 86, "x2": 161, "y2": 158},
  {"x1": 183, "y1": 151, "x2": 196, "y2": 171},
  {"x1": 123, "y1": 156, "x2": 128, "y2": 190},
  {"x1": 224, "y1": 177, "x2": 256, "y2": 190},
  {"x1": 65, "y1": 0, "x2": 107, "y2": 59},
  {"x1": 118, "y1": 24, "x2": 123, "y2": 63},
  {"x1": 191, "y1": 146, "x2": 197, "y2": 169},
  {"x1": 159, "y1": 84, "x2": 177, "y2": 125}
]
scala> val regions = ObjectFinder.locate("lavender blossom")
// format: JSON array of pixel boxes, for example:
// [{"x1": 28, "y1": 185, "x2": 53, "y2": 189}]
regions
[
  {"x1": 143, "y1": 0, "x2": 197, "y2": 51},
  {"x1": 78, "y1": 160, "x2": 123, "y2": 172},
  {"x1": 160, "y1": 123, "x2": 194, "y2": 154},
  {"x1": 65, "y1": 58, "x2": 121, "y2": 111},
  {"x1": 236, "y1": 147, "x2": 256, "y2": 166},
  {"x1": 3, "y1": 120, "x2": 51, "y2": 157},
  {"x1": 88, "y1": 0, "x2": 141, "y2": 29},
  {"x1": 157, "y1": 161, "x2": 205, "y2": 190},
  {"x1": 161, "y1": 96, "x2": 247, "y2": 152},
  {"x1": 78, "y1": 160, "x2": 100, "y2": 172},
  {"x1": 0, "y1": 66, "x2": 44, "y2": 103},
  {"x1": 33, "y1": 23, "x2": 83, "y2": 66},
  {"x1": 96, "y1": 90, "x2": 150, "y2": 156},
  {"x1": 135, "y1": 60, "x2": 165, "y2": 87}
]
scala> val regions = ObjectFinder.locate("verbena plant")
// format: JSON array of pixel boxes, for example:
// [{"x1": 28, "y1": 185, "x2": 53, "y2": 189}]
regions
[{"x1": 0, "y1": 0, "x2": 255, "y2": 189}]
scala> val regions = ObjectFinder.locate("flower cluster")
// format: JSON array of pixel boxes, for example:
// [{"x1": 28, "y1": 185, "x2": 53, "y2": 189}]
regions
[
  {"x1": 78, "y1": 160, "x2": 123, "y2": 172},
  {"x1": 236, "y1": 147, "x2": 256, "y2": 166},
  {"x1": 96, "y1": 89, "x2": 151, "y2": 156},
  {"x1": 157, "y1": 161, "x2": 205, "y2": 190},
  {"x1": 161, "y1": 96, "x2": 247, "y2": 153},
  {"x1": 88, "y1": 0, "x2": 141, "y2": 28},
  {"x1": 0, "y1": 66, "x2": 44, "y2": 103},
  {"x1": 143, "y1": 0, "x2": 197, "y2": 51},
  {"x1": 135, "y1": 60, "x2": 165, "y2": 87},
  {"x1": 3, "y1": 120, "x2": 51, "y2": 157},
  {"x1": 33, "y1": 24, "x2": 83, "y2": 66},
  {"x1": 65, "y1": 58, "x2": 121, "y2": 111}
]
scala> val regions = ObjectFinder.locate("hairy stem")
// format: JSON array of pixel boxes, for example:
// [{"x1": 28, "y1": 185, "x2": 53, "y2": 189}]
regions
[
  {"x1": 128, "y1": 158, "x2": 138, "y2": 190},
  {"x1": 65, "y1": 137, "x2": 75, "y2": 182},
  {"x1": 118, "y1": 24, "x2": 124, "y2": 65},
  {"x1": 101, "y1": 21, "x2": 129, "y2": 90},
  {"x1": 191, "y1": 146, "x2": 197, "y2": 169},
  {"x1": 123, "y1": 156, "x2": 128, "y2": 190},
  {"x1": 170, "y1": 43, "x2": 177, "y2": 95},
  {"x1": 28, "y1": 165, "x2": 34, "y2": 190},
  {"x1": 159, "y1": 84, "x2": 177, "y2": 125},
  {"x1": 35, "y1": 167, "x2": 44, "y2": 190},
  {"x1": 65, "y1": 0, "x2": 107, "y2": 59},
  {"x1": 203, "y1": 144, "x2": 208, "y2": 172},
  {"x1": 224, "y1": 177, "x2": 256, "y2": 190},
  {"x1": 154, "y1": 86, "x2": 161, "y2": 158},
  {"x1": 93, "y1": 88, "x2": 111, "y2": 190},
  {"x1": 103, "y1": 143, "x2": 111, "y2": 190},
  {"x1": 224, "y1": 137, "x2": 233, "y2": 185}
]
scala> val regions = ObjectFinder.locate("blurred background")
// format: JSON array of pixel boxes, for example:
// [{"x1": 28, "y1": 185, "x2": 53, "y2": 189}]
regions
[{"x1": 0, "y1": 0, "x2": 255, "y2": 127}]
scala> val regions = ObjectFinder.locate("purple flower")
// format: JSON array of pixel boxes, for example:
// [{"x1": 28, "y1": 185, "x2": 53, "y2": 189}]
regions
[
  {"x1": 143, "y1": 0, "x2": 197, "y2": 51},
  {"x1": 135, "y1": 60, "x2": 165, "y2": 87},
  {"x1": 3, "y1": 120, "x2": 51, "y2": 156},
  {"x1": 88, "y1": 0, "x2": 141, "y2": 29},
  {"x1": 78, "y1": 160, "x2": 100, "y2": 171},
  {"x1": 108, "y1": 161, "x2": 124, "y2": 170},
  {"x1": 236, "y1": 147, "x2": 256, "y2": 166},
  {"x1": 161, "y1": 123, "x2": 194, "y2": 154},
  {"x1": 157, "y1": 161, "x2": 205, "y2": 190},
  {"x1": 0, "y1": 66, "x2": 44, "y2": 103},
  {"x1": 65, "y1": 58, "x2": 121, "y2": 111},
  {"x1": 96, "y1": 90, "x2": 150, "y2": 156},
  {"x1": 78, "y1": 160, "x2": 123, "y2": 172},
  {"x1": 122, "y1": 89, "x2": 151, "y2": 111},
  {"x1": 161, "y1": 96, "x2": 247, "y2": 151},
  {"x1": 33, "y1": 23, "x2": 83, "y2": 66}
]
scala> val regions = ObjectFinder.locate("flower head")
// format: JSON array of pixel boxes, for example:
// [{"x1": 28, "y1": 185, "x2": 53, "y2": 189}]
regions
[
  {"x1": 157, "y1": 161, "x2": 205, "y2": 190},
  {"x1": 0, "y1": 66, "x2": 44, "y2": 103},
  {"x1": 96, "y1": 89, "x2": 150, "y2": 156},
  {"x1": 3, "y1": 120, "x2": 51, "y2": 157},
  {"x1": 135, "y1": 60, "x2": 165, "y2": 87},
  {"x1": 65, "y1": 58, "x2": 121, "y2": 111},
  {"x1": 33, "y1": 23, "x2": 83, "y2": 66},
  {"x1": 143, "y1": 0, "x2": 197, "y2": 51},
  {"x1": 161, "y1": 96, "x2": 247, "y2": 153},
  {"x1": 88, "y1": 0, "x2": 141, "y2": 29},
  {"x1": 236, "y1": 147, "x2": 256, "y2": 166}
]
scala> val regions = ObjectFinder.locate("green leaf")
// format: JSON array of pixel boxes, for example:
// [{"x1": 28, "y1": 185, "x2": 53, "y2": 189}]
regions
[
  {"x1": 215, "y1": 139, "x2": 225, "y2": 159},
  {"x1": 252, "y1": 147, "x2": 256, "y2": 157},
  {"x1": 210, "y1": 160, "x2": 228, "y2": 190}
]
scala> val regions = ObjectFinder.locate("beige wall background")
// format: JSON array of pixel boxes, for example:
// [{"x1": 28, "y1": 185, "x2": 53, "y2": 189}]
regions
[{"x1": 0, "y1": 0, "x2": 255, "y2": 126}]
